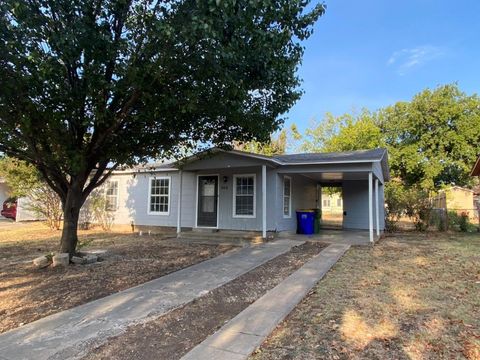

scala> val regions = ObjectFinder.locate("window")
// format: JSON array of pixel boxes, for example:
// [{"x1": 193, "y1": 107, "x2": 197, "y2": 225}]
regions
[
  {"x1": 149, "y1": 177, "x2": 170, "y2": 214},
  {"x1": 283, "y1": 176, "x2": 292, "y2": 218},
  {"x1": 233, "y1": 174, "x2": 256, "y2": 217},
  {"x1": 323, "y1": 198, "x2": 330, "y2": 207},
  {"x1": 337, "y1": 198, "x2": 342, "y2": 207},
  {"x1": 105, "y1": 181, "x2": 118, "y2": 211}
]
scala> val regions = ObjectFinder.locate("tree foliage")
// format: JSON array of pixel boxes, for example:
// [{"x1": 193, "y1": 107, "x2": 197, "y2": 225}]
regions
[
  {"x1": 295, "y1": 84, "x2": 480, "y2": 191},
  {"x1": 234, "y1": 129, "x2": 287, "y2": 155},
  {"x1": 0, "y1": 157, "x2": 63, "y2": 229},
  {"x1": 0, "y1": 0, "x2": 325, "y2": 254},
  {"x1": 378, "y1": 84, "x2": 480, "y2": 190}
]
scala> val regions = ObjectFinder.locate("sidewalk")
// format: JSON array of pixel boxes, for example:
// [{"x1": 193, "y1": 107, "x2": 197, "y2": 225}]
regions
[
  {"x1": 181, "y1": 243, "x2": 350, "y2": 360},
  {"x1": 0, "y1": 239, "x2": 301, "y2": 360}
]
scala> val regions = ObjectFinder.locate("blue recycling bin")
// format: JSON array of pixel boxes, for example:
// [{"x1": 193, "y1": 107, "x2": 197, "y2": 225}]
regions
[{"x1": 296, "y1": 210, "x2": 315, "y2": 235}]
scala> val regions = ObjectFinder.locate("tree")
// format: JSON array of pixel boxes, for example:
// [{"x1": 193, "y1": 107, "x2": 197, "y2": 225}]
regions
[
  {"x1": 378, "y1": 84, "x2": 480, "y2": 190},
  {"x1": 0, "y1": 0, "x2": 325, "y2": 255},
  {"x1": 0, "y1": 157, "x2": 63, "y2": 229},
  {"x1": 234, "y1": 129, "x2": 287, "y2": 156},
  {"x1": 296, "y1": 110, "x2": 384, "y2": 153}
]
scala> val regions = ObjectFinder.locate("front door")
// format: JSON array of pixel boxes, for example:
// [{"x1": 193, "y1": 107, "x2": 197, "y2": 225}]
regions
[{"x1": 197, "y1": 176, "x2": 218, "y2": 227}]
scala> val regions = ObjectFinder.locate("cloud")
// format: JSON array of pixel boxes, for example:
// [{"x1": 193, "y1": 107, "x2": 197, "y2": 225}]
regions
[{"x1": 387, "y1": 45, "x2": 446, "y2": 75}]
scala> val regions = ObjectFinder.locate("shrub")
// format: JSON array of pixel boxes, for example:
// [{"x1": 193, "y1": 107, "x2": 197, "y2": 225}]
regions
[
  {"x1": 459, "y1": 212, "x2": 469, "y2": 232},
  {"x1": 90, "y1": 193, "x2": 115, "y2": 231}
]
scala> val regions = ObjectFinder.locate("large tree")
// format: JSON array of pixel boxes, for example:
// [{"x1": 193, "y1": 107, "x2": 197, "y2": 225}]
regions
[
  {"x1": 295, "y1": 84, "x2": 480, "y2": 191},
  {"x1": 378, "y1": 84, "x2": 480, "y2": 190},
  {"x1": 0, "y1": 0, "x2": 325, "y2": 255}
]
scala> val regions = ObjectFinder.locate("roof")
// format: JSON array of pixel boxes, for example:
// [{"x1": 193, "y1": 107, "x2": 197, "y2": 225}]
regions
[
  {"x1": 115, "y1": 147, "x2": 390, "y2": 180},
  {"x1": 273, "y1": 148, "x2": 387, "y2": 164},
  {"x1": 471, "y1": 155, "x2": 480, "y2": 176}
]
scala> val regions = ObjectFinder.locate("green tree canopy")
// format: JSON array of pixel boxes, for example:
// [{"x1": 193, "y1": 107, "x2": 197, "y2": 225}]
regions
[
  {"x1": 378, "y1": 84, "x2": 480, "y2": 190},
  {"x1": 299, "y1": 110, "x2": 384, "y2": 153},
  {"x1": 295, "y1": 84, "x2": 480, "y2": 191},
  {"x1": 0, "y1": 0, "x2": 325, "y2": 254}
]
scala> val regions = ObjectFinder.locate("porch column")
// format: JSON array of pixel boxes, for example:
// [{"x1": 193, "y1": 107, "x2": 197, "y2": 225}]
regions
[
  {"x1": 176, "y1": 170, "x2": 183, "y2": 234},
  {"x1": 375, "y1": 178, "x2": 380, "y2": 237},
  {"x1": 262, "y1": 165, "x2": 267, "y2": 239},
  {"x1": 368, "y1": 172, "x2": 373, "y2": 243}
]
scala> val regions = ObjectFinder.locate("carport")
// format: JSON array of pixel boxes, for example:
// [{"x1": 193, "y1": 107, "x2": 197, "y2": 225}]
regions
[{"x1": 274, "y1": 148, "x2": 390, "y2": 243}]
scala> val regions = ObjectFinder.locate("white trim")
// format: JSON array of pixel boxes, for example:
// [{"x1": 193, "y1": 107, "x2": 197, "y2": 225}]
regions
[
  {"x1": 283, "y1": 175, "x2": 292, "y2": 218},
  {"x1": 147, "y1": 176, "x2": 171, "y2": 215},
  {"x1": 105, "y1": 179, "x2": 119, "y2": 211},
  {"x1": 177, "y1": 171, "x2": 183, "y2": 233},
  {"x1": 195, "y1": 174, "x2": 220, "y2": 228},
  {"x1": 375, "y1": 178, "x2": 380, "y2": 237},
  {"x1": 232, "y1": 173, "x2": 257, "y2": 218},
  {"x1": 368, "y1": 172, "x2": 373, "y2": 243},
  {"x1": 262, "y1": 165, "x2": 267, "y2": 238}
]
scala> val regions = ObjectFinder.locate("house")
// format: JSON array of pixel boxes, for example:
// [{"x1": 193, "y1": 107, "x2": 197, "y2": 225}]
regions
[
  {"x1": 431, "y1": 186, "x2": 477, "y2": 221},
  {"x1": 102, "y1": 148, "x2": 389, "y2": 242},
  {"x1": 0, "y1": 178, "x2": 9, "y2": 208}
]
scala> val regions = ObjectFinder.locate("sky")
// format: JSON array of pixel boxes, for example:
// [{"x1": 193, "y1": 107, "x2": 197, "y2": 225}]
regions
[{"x1": 286, "y1": 0, "x2": 480, "y2": 133}]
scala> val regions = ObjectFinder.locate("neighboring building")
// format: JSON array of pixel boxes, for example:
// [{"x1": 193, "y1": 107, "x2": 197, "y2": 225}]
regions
[
  {"x1": 431, "y1": 186, "x2": 477, "y2": 220},
  {"x1": 321, "y1": 192, "x2": 343, "y2": 214},
  {"x1": 98, "y1": 147, "x2": 389, "y2": 242}
]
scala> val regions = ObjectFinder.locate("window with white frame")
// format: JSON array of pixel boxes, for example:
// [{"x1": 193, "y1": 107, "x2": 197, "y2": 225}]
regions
[
  {"x1": 105, "y1": 180, "x2": 119, "y2": 211},
  {"x1": 233, "y1": 175, "x2": 255, "y2": 217},
  {"x1": 283, "y1": 176, "x2": 292, "y2": 218},
  {"x1": 323, "y1": 198, "x2": 330, "y2": 207},
  {"x1": 337, "y1": 198, "x2": 342, "y2": 207},
  {"x1": 149, "y1": 177, "x2": 170, "y2": 214}
]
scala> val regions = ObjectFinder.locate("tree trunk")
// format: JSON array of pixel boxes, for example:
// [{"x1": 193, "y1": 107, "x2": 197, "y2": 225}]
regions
[{"x1": 60, "y1": 184, "x2": 84, "y2": 256}]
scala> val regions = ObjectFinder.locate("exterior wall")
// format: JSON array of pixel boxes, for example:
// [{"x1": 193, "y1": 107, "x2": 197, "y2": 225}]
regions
[
  {"x1": 103, "y1": 166, "x2": 276, "y2": 231},
  {"x1": 16, "y1": 197, "x2": 43, "y2": 222},
  {"x1": 101, "y1": 171, "x2": 197, "y2": 228},
  {"x1": 275, "y1": 173, "x2": 317, "y2": 232},
  {"x1": 196, "y1": 166, "x2": 276, "y2": 231},
  {"x1": 342, "y1": 179, "x2": 384, "y2": 231}
]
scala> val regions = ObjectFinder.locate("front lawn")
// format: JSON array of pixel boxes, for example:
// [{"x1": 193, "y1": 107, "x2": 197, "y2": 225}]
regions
[
  {"x1": 0, "y1": 222, "x2": 235, "y2": 334},
  {"x1": 251, "y1": 232, "x2": 480, "y2": 360}
]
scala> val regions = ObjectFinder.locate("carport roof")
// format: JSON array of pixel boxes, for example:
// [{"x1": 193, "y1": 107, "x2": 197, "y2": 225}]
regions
[{"x1": 273, "y1": 148, "x2": 387, "y2": 164}]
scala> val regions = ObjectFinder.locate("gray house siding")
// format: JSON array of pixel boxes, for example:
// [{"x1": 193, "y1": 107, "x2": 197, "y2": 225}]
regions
[
  {"x1": 85, "y1": 149, "x2": 388, "y2": 233},
  {"x1": 275, "y1": 173, "x2": 317, "y2": 232},
  {"x1": 195, "y1": 166, "x2": 275, "y2": 231},
  {"x1": 342, "y1": 179, "x2": 384, "y2": 231}
]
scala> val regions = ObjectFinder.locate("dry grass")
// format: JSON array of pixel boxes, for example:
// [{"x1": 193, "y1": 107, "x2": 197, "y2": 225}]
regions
[
  {"x1": 0, "y1": 222, "x2": 235, "y2": 334},
  {"x1": 251, "y1": 232, "x2": 480, "y2": 360}
]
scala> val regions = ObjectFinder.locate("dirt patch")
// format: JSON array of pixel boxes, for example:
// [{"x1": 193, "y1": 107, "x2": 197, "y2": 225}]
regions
[
  {"x1": 83, "y1": 241, "x2": 328, "y2": 360},
  {"x1": 251, "y1": 232, "x2": 480, "y2": 360},
  {"x1": 0, "y1": 226, "x2": 235, "y2": 334}
]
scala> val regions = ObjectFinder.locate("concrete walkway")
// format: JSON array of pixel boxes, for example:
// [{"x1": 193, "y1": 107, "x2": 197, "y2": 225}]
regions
[
  {"x1": 181, "y1": 243, "x2": 350, "y2": 360},
  {"x1": 0, "y1": 239, "x2": 301, "y2": 360}
]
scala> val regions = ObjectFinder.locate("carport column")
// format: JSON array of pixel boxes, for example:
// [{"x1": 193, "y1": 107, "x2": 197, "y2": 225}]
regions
[
  {"x1": 262, "y1": 165, "x2": 267, "y2": 239},
  {"x1": 375, "y1": 178, "x2": 380, "y2": 237},
  {"x1": 177, "y1": 170, "x2": 183, "y2": 234},
  {"x1": 368, "y1": 172, "x2": 374, "y2": 243}
]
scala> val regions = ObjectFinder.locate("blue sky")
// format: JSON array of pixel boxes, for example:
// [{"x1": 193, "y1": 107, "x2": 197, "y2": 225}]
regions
[{"x1": 286, "y1": 0, "x2": 480, "y2": 132}]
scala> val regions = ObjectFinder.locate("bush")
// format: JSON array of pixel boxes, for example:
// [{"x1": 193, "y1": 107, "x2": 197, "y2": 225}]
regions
[
  {"x1": 90, "y1": 193, "x2": 115, "y2": 231},
  {"x1": 430, "y1": 209, "x2": 447, "y2": 231},
  {"x1": 384, "y1": 181, "x2": 408, "y2": 232},
  {"x1": 459, "y1": 212, "x2": 469, "y2": 232}
]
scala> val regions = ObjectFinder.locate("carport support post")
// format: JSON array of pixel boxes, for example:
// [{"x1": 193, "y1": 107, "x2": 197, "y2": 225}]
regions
[
  {"x1": 262, "y1": 165, "x2": 267, "y2": 239},
  {"x1": 177, "y1": 170, "x2": 183, "y2": 234},
  {"x1": 368, "y1": 172, "x2": 374, "y2": 243},
  {"x1": 375, "y1": 178, "x2": 380, "y2": 237}
]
